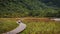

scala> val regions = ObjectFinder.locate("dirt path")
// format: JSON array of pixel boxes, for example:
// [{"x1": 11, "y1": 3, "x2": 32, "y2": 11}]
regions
[{"x1": 3, "y1": 22, "x2": 26, "y2": 34}]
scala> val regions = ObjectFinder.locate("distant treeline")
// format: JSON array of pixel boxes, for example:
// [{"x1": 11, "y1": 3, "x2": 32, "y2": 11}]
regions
[{"x1": 0, "y1": 0, "x2": 60, "y2": 18}]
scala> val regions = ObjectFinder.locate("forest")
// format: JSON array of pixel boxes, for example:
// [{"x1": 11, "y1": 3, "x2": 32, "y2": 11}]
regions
[{"x1": 0, "y1": 0, "x2": 60, "y2": 18}]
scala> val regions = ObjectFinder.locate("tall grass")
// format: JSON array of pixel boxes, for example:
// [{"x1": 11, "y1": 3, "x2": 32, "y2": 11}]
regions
[
  {"x1": 19, "y1": 21, "x2": 60, "y2": 34},
  {"x1": 0, "y1": 18, "x2": 18, "y2": 34},
  {"x1": 0, "y1": 18, "x2": 60, "y2": 34}
]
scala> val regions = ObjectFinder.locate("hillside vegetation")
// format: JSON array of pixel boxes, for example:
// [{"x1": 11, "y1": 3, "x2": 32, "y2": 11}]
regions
[{"x1": 0, "y1": 0, "x2": 60, "y2": 18}]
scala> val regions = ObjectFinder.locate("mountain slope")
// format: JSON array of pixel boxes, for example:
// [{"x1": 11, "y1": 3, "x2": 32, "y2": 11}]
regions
[{"x1": 0, "y1": 0, "x2": 60, "y2": 18}]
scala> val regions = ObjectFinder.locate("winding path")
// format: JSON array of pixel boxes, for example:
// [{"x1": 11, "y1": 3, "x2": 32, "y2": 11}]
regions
[{"x1": 3, "y1": 22, "x2": 26, "y2": 34}]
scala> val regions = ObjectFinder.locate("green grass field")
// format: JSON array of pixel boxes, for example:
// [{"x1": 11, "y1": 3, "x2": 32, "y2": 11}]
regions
[
  {"x1": 19, "y1": 21, "x2": 60, "y2": 34},
  {"x1": 0, "y1": 18, "x2": 18, "y2": 34},
  {"x1": 0, "y1": 18, "x2": 60, "y2": 34}
]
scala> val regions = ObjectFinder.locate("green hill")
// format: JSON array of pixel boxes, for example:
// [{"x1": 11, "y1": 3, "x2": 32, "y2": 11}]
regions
[{"x1": 0, "y1": 0, "x2": 60, "y2": 18}]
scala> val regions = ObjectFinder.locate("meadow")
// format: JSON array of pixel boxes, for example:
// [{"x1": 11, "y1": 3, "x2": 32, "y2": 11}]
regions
[
  {"x1": 20, "y1": 21, "x2": 60, "y2": 34},
  {"x1": 0, "y1": 18, "x2": 18, "y2": 34},
  {"x1": 0, "y1": 18, "x2": 60, "y2": 34}
]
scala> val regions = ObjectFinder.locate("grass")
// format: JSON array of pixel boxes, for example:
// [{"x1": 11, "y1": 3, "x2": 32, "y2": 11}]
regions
[
  {"x1": 0, "y1": 18, "x2": 60, "y2": 34},
  {"x1": 19, "y1": 21, "x2": 60, "y2": 34},
  {"x1": 0, "y1": 18, "x2": 18, "y2": 34}
]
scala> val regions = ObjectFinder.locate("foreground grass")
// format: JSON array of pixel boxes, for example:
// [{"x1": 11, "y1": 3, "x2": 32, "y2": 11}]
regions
[
  {"x1": 19, "y1": 21, "x2": 60, "y2": 34},
  {"x1": 0, "y1": 18, "x2": 60, "y2": 34},
  {"x1": 0, "y1": 18, "x2": 18, "y2": 34}
]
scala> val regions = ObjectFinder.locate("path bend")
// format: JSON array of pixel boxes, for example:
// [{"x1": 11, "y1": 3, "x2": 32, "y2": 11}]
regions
[{"x1": 3, "y1": 22, "x2": 26, "y2": 34}]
